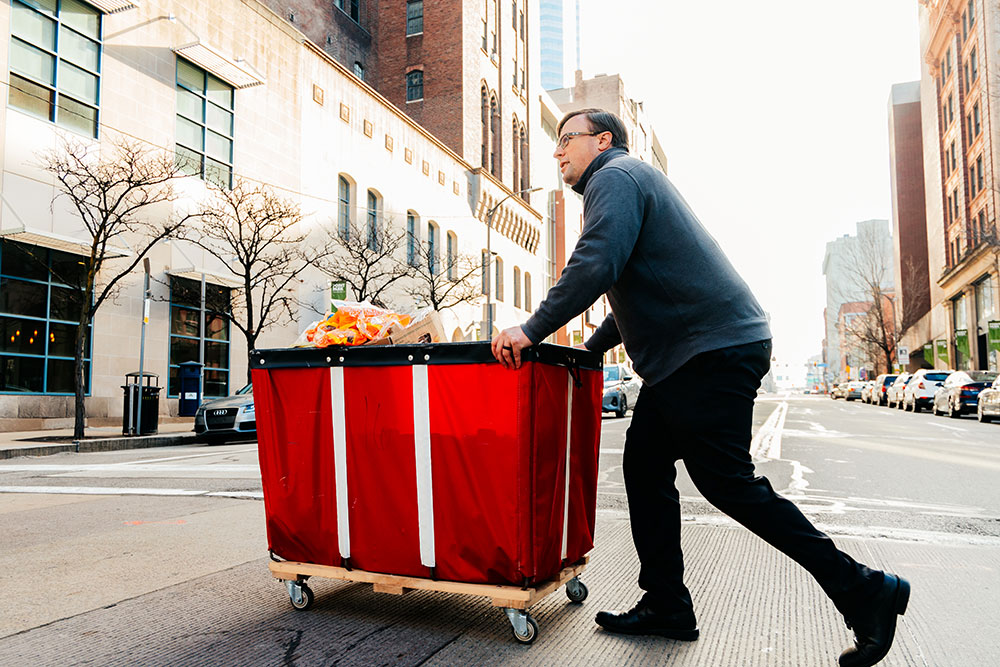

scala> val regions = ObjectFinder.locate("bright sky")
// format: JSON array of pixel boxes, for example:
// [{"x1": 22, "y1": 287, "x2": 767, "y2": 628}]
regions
[{"x1": 577, "y1": 0, "x2": 922, "y2": 381}]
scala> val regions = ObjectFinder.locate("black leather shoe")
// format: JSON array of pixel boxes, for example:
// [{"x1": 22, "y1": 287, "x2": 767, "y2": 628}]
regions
[
  {"x1": 839, "y1": 573, "x2": 910, "y2": 667},
  {"x1": 595, "y1": 603, "x2": 699, "y2": 640}
]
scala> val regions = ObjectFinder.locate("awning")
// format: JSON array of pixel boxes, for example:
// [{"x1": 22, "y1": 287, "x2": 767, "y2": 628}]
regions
[
  {"x1": 0, "y1": 225, "x2": 130, "y2": 259},
  {"x1": 167, "y1": 267, "x2": 244, "y2": 289},
  {"x1": 174, "y1": 42, "x2": 266, "y2": 89},
  {"x1": 84, "y1": 0, "x2": 139, "y2": 13}
]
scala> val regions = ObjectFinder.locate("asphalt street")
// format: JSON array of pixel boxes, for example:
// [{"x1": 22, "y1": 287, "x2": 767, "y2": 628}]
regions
[{"x1": 1, "y1": 393, "x2": 998, "y2": 665}]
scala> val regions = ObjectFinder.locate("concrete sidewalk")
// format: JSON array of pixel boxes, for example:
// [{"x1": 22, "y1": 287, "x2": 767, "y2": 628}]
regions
[
  {"x1": 0, "y1": 507, "x2": 994, "y2": 665},
  {"x1": 0, "y1": 420, "x2": 199, "y2": 460}
]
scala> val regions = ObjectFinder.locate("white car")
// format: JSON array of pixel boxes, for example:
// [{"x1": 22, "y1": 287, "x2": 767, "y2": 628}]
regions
[
  {"x1": 602, "y1": 364, "x2": 641, "y2": 418},
  {"x1": 901, "y1": 369, "x2": 952, "y2": 413},
  {"x1": 886, "y1": 373, "x2": 912, "y2": 409}
]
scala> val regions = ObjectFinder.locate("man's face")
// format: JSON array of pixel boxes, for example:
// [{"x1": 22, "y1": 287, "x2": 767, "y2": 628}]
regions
[{"x1": 553, "y1": 115, "x2": 610, "y2": 186}]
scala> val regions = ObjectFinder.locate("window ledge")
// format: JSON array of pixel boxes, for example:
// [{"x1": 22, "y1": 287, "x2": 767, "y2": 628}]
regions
[
  {"x1": 407, "y1": 32, "x2": 424, "y2": 37},
  {"x1": 406, "y1": 98, "x2": 424, "y2": 104}
]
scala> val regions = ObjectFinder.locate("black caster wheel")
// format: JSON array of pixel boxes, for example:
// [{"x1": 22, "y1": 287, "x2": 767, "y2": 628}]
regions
[
  {"x1": 288, "y1": 582, "x2": 314, "y2": 611},
  {"x1": 565, "y1": 577, "x2": 588, "y2": 603},
  {"x1": 512, "y1": 615, "x2": 539, "y2": 644}
]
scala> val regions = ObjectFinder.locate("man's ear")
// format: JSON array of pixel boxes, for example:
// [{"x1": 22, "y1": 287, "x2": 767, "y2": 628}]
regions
[{"x1": 597, "y1": 131, "x2": 614, "y2": 151}]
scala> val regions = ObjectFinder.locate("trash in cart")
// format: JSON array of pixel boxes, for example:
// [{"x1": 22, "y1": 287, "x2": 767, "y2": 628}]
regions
[
  {"x1": 250, "y1": 341, "x2": 603, "y2": 643},
  {"x1": 294, "y1": 301, "x2": 447, "y2": 348}
]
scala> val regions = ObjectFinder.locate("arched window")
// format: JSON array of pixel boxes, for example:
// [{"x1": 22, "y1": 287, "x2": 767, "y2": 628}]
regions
[
  {"x1": 513, "y1": 266, "x2": 521, "y2": 308},
  {"x1": 446, "y1": 231, "x2": 457, "y2": 281},
  {"x1": 495, "y1": 256, "x2": 504, "y2": 302},
  {"x1": 512, "y1": 116, "x2": 520, "y2": 192},
  {"x1": 338, "y1": 175, "x2": 353, "y2": 240},
  {"x1": 524, "y1": 272, "x2": 531, "y2": 311},
  {"x1": 366, "y1": 189, "x2": 381, "y2": 251},
  {"x1": 481, "y1": 86, "x2": 489, "y2": 168},
  {"x1": 427, "y1": 221, "x2": 439, "y2": 274},
  {"x1": 519, "y1": 124, "x2": 529, "y2": 197},
  {"x1": 490, "y1": 94, "x2": 501, "y2": 177},
  {"x1": 406, "y1": 211, "x2": 420, "y2": 267}
]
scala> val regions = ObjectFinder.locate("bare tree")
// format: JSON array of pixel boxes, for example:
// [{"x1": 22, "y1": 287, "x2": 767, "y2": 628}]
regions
[
  {"x1": 404, "y1": 239, "x2": 483, "y2": 311},
  {"x1": 39, "y1": 137, "x2": 194, "y2": 439},
  {"x1": 315, "y1": 217, "x2": 413, "y2": 309},
  {"x1": 181, "y1": 178, "x2": 330, "y2": 384}
]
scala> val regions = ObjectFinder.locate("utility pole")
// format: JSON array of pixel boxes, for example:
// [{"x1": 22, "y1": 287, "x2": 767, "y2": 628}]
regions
[{"x1": 135, "y1": 258, "x2": 151, "y2": 436}]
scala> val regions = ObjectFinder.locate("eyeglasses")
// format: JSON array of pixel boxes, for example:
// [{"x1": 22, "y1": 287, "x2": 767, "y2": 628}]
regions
[{"x1": 556, "y1": 131, "x2": 599, "y2": 150}]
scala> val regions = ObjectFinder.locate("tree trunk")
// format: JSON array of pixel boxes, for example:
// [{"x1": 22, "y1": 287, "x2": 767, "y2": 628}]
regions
[{"x1": 73, "y1": 316, "x2": 88, "y2": 440}]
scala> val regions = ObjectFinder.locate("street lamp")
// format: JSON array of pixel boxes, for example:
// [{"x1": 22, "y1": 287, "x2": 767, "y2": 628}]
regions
[{"x1": 484, "y1": 186, "x2": 542, "y2": 339}]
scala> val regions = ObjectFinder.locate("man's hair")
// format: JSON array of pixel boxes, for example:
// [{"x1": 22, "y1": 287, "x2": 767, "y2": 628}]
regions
[{"x1": 557, "y1": 108, "x2": 629, "y2": 151}]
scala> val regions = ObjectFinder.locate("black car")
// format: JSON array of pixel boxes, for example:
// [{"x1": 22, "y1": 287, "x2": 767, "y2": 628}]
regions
[{"x1": 932, "y1": 370, "x2": 999, "y2": 418}]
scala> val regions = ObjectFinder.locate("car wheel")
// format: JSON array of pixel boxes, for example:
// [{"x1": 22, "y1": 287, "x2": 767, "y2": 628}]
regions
[
  {"x1": 616, "y1": 396, "x2": 627, "y2": 419},
  {"x1": 933, "y1": 401, "x2": 943, "y2": 416},
  {"x1": 949, "y1": 399, "x2": 961, "y2": 418},
  {"x1": 912, "y1": 401, "x2": 921, "y2": 414},
  {"x1": 979, "y1": 408, "x2": 992, "y2": 423}
]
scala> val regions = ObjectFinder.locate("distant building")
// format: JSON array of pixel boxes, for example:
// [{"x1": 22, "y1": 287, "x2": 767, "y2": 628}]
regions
[
  {"x1": 917, "y1": 0, "x2": 998, "y2": 372},
  {"x1": 537, "y1": 0, "x2": 579, "y2": 90},
  {"x1": 822, "y1": 220, "x2": 893, "y2": 381}
]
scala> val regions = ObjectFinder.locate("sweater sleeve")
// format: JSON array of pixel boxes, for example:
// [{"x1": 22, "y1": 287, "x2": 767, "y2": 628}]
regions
[
  {"x1": 585, "y1": 312, "x2": 621, "y2": 353},
  {"x1": 522, "y1": 167, "x2": 643, "y2": 344}
]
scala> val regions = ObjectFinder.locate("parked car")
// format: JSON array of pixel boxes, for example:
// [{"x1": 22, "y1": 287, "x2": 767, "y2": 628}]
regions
[
  {"x1": 977, "y1": 376, "x2": 1000, "y2": 423},
  {"x1": 932, "y1": 370, "x2": 999, "y2": 418},
  {"x1": 830, "y1": 383, "x2": 845, "y2": 399},
  {"x1": 602, "y1": 364, "x2": 641, "y2": 418},
  {"x1": 901, "y1": 369, "x2": 952, "y2": 413},
  {"x1": 194, "y1": 383, "x2": 257, "y2": 442},
  {"x1": 844, "y1": 381, "x2": 865, "y2": 401},
  {"x1": 861, "y1": 381, "x2": 877, "y2": 404},
  {"x1": 886, "y1": 373, "x2": 912, "y2": 409},
  {"x1": 871, "y1": 373, "x2": 898, "y2": 406}
]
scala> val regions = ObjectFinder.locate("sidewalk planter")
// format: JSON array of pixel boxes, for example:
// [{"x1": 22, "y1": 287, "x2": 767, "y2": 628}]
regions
[{"x1": 250, "y1": 342, "x2": 602, "y2": 587}]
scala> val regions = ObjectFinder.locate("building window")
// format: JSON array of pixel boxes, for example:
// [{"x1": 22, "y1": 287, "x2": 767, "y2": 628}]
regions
[
  {"x1": 976, "y1": 155, "x2": 983, "y2": 192},
  {"x1": 947, "y1": 93, "x2": 954, "y2": 125},
  {"x1": 490, "y1": 95, "x2": 500, "y2": 177},
  {"x1": 524, "y1": 272, "x2": 531, "y2": 311},
  {"x1": 406, "y1": 70, "x2": 423, "y2": 101},
  {"x1": 970, "y1": 47, "x2": 978, "y2": 82},
  {"x1": 495, "y1": 256, "x2": 504, "y2": 301},
  {"x1": 513, "y1": 266, "x2": 521, "y2": 308},
  {"x1": 973, "y1": 102, "x2": 981, "y2": 136},
  {"x1": 946, "y1": 47, "x2": 952, "y2": 76},
  {"x1": 366, "y1": 190, "x2": 380, "y2": 251},
  {"x1": 512, "y1": 117, "x2": 520, "y2": 190},
  {"x1": 353, "y1": 61, "x2": 365, "y2": 80},
  {"x1": 169, "y1": 277, "x2": 230, "y2": 398},
  {"x1": 407, "y1": 1, "x2": 423, "y2": 35},
  {"x1": 427, "y1": 222, "x2": 439, "y2": 274},
  {"x1": 8, "y1": 0, "x2": 102, "y2": 138},
  {"x1": 446, "y1": 232, "x2": 457, "y2": 281},
  {"x1": 969, "y1": 0, "x2": 975, "y2": 24},
  {"x1": 511, "y1": 0, "x2": 517, "y2": 28},
  {"x1": 519, "y1": 9, "x2": 524, "y2": 39},
  {"x1": 175, "y1": 59, "x2": 234, "y2": 189},
  {"x1": 407, "y1": 211, "x2": 420, "y2": 267},
  {"x1": 481, "y1": 86, "x2": 490, "y2": 168},
  {"x1": 953, "y1": 187, "x2": 960, "y2": 222},
  {"x1": 338, "y1": 175, "x2": 352, "y2": 240},
  {"x1": 335, "y1": 0, "x2": 360, "y2": 23},
  {"x1": 519, "y1": 126, "x2": 529, "y2": 193},
  {"x1": 970, "y1": 166, "x2": 977, "y2": 198},
  {"x1": 0, "y1": 240, "x2": 91, "y2": 394},
  {"x1": 949, "y1": 141, "x2": 956, "y2": 174}
]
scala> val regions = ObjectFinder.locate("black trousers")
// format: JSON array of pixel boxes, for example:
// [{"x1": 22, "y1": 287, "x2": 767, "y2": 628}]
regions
[{"x1": 623, "y1": 339, "x2": 880, "y2": 617}]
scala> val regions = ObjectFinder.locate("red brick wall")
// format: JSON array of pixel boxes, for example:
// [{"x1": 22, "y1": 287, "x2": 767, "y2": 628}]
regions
[{"x1": 892, "y1": 100, "x2": 931, "y2": 319}]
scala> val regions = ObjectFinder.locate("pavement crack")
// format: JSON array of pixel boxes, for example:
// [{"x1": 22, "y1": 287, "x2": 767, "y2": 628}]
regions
[
  {"x1": 282, "y1": 629, "x2": 304, "y2": 666},
  {"x1": 328, "y1": 622, "x2": 399, "y2": 666},
  {"x1": 413, "y1": 634, "x2": 461, "y2": 666}
]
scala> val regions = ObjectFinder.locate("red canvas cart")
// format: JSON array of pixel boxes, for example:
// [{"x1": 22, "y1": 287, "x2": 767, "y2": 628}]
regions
[{"x1": 250, "y1": 341, "x2": 602, "y2": 643}]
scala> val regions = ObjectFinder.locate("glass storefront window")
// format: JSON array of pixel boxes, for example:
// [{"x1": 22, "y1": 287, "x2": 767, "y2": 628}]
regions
[
  {"x1": 168, "y1": 276, "x2": 230, "y2": 397},
  {"x1": 0, "y1": 239, "x2": 91, "y2": 394}
]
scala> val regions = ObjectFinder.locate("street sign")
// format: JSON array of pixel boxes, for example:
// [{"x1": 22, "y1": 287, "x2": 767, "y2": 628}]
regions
[
  {"x1": 989, "y1": 321, "x2": 1000, "y2": 353},
  {"x1": 955, "y1": 329, "x2": 970, "y2": 358},
  {"x1": 898, "y1": 346, "x2": 909, "y2": 366},
  {"x1": 936, "y1": 339, "x2": 949, "y2": 364}
]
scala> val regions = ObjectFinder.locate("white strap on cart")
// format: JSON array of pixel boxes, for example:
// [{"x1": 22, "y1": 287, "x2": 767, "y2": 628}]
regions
[
  {"x1": 412, "y1": 365, "x2": 436, "y2": 568},
  {"x1": 330, "y1": 367, "x2": 351, "y2": 559},
  {"x1": 561, "y1": 371, "x2": 574, "y2": 560}
]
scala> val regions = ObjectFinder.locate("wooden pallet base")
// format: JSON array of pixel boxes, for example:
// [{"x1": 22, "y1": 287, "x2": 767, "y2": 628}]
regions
[{"x1": 268, "y1": 555, "x2": 588, "y2": 610}]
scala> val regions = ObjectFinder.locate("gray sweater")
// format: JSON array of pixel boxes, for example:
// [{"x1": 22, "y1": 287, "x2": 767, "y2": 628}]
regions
[{"x1": 522, "y1": 148, "x2": 771, "y2": 386}]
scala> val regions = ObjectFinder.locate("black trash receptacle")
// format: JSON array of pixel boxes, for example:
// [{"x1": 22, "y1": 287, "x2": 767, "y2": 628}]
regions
[
  {"x1": 122, "y1": 371, "x2": 160, "y2": 435},
  {"x1": 177, "y1": 361, "x2": 203, "y2": 417}
]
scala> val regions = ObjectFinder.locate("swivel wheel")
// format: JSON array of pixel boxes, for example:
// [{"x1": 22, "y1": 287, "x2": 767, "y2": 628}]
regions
[
  {"x1": 286, "y1": 580, "x2": 314, "y2": 611},
  {"x1": 504, "y1": 608, "x2": 539, "y2": 644},
  {"x1": 565, "y1": 577, "x2": 588, "y2": 603}
]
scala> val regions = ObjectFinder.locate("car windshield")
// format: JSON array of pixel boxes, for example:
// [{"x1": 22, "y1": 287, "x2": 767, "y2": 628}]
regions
[
  {"x1": 967, "y1": 371, "x2": 998, "y2": 383},
  {"x1": 236, "y1": 384, "x2": 253, "y2": 395},
  {"x1": 604, "y1": 367, "x2": 620, "y2": 382},
  {"x1": 924, "y1": 373, "x2": 950, "y2": 381},
  {"x1": 883, "y1": 376, "x2": 897, "y2": 386}
]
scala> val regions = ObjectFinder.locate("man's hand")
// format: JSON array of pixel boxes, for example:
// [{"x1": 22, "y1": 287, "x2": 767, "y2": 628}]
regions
[{"x1": 491, "y1": 325, "x2": 534, "y2": 370}]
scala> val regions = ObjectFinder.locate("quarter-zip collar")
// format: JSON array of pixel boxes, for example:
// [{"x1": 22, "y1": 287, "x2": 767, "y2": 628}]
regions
[{"x1": 571, "y1": 147, "x2": 629, "y2": 195}]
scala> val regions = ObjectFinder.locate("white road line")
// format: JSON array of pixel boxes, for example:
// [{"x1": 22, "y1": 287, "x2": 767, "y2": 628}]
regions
[
  {"x1": 0, "y1": 485, "x2": 264, "y2": 499},
  {"x1": 124, "y1": 447, "x2": 257, "y2": 465},
  {"x1": 926, "y1": 421, "x2": 970, "y2": 433},
  {"x1": 750, "y1": 402, "x2": 787, "y2": 461}
]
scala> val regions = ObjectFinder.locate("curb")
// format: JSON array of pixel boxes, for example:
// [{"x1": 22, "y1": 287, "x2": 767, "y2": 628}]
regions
[{"x1": 0, "y1": 433, "x2": 200, "y2": 460}]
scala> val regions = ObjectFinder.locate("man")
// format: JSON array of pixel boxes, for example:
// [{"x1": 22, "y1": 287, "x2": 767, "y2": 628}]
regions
[{"x1": 490, "y1": 108, "x2": 908, "y2": 667}]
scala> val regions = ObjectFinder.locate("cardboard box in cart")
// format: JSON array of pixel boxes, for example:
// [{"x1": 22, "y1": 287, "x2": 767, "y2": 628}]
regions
[{"x1": 250, "y1": 342, "x2": 602, "y2": 587}]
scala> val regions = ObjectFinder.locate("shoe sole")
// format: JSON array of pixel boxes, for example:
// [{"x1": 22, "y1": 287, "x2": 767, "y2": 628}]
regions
[{"x1": 595, "y1": 622, "x2": 699, "y2": 641}]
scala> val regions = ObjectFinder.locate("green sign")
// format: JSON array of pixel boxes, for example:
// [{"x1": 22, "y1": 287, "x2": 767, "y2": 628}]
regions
[
  {"x1": 330, "y1": 280, "x2": 347, "y2": 302},
  {"x1": 935, "y1": 339, "x2": 949, "y2": 364},
  {"x1": 989, "y1": 321, "x2": 1000, "y2": 353},
  {"x1": 955, "y1": 329, "x2": 970, "y2": 358},
  {"x1": 923, "y1": 342, "x2": 933, "y2": 360}
]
